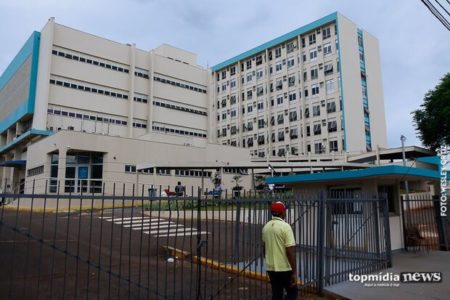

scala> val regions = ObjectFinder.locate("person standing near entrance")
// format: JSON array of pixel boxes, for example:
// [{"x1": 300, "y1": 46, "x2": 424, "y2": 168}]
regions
[{"x1": 262, "y1": 201, "x2": 298, "y2": 300}]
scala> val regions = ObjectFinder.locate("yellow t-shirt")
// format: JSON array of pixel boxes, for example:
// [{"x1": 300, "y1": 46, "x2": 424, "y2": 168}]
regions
[{"x1": 262, "y1": 216, "x2": 296, "y2": 272}]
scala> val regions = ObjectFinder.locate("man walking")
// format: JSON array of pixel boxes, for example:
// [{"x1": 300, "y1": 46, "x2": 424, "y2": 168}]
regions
[{"x1": 262, "y1": 201, "x2": 298, "y2": 300}]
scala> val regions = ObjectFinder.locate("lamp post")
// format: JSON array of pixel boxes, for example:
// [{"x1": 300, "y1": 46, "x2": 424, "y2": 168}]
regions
[{"x1": 400, "y1": 135, "x2": 410, "y2": 196}]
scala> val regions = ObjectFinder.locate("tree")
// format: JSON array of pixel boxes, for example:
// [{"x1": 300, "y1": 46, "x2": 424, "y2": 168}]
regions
[{"x1": 412, "y1": 73, "x2": 450, "y2": 150}]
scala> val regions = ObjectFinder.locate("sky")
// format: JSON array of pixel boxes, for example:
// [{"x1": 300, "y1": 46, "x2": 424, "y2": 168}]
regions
[{"x1": 0, "y1": 0, "x2": 449, "y2": 149}]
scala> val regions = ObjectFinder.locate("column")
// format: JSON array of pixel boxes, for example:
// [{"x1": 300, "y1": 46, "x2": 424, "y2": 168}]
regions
[{"x1": 57, "y1": 147, "x2": 67, "y2": 193}]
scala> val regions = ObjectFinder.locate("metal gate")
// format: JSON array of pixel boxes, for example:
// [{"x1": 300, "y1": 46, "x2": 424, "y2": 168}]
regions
[
  {"x1": 0, "y1": 183, "x2": 392, "y2": 299},
  {"x1": 401, "y1": 194, "x2": 449, "y2": 251}
]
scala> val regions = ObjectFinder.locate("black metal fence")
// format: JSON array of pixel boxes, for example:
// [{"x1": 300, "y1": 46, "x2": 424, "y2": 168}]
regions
[
  {"x1": 401, "y1": 194, "x2": 449, "y2": 251},
  {"x1": 0, "y1": 182, "x2": 392, "y2": 299}
]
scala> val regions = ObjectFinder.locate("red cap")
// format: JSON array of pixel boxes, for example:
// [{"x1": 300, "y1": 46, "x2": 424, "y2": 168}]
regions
[{"x1": 271, "y1": 201, "x2": 286, "y2": 214}]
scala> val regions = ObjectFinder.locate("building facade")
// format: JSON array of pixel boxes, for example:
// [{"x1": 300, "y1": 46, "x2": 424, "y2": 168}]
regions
[
  {"x1": 211, "y1": 12, "x2": 387, "y2": 159},
  {"x1": 0, "y1": 18, "x2": 251, "y2": 194},
  {"x1": 0, "y1": 12, "x2": 388, "y2": 194}
]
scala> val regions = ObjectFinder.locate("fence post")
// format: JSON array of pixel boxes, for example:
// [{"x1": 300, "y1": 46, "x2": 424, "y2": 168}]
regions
[
  {"x1": 196, "y1": 187, "x2": 202, "y2": 300},
  {"x1": 233, "y1": 201, "x2": 241, "y2": 261},
  {"x1": 382, "y1": 197, "x2": 392, "y2": 268},
  {"x1": 316, "y1": 191, "x2": 325, "y2": 294},
  {"x1": 433, "y1": 195, "x2": 449, "y2": 251}
]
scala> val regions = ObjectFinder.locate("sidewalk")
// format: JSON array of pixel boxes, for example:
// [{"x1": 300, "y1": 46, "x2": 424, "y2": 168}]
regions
[{"x1": 325, "y1": 251, "x2": 450, "y2": 300}]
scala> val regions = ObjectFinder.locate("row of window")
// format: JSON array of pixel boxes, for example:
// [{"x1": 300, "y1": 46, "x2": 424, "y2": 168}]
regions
[
  {"x1": 220, "y1": 119, "x2": 338, "y2": 140},
  {"x1": 47, "y1": 107, "x2": 128, "y2": 126},
  {"x1": 27, "y1": 165, "x2": 44, "y2": 177},
  {"x1": 153, "y1": 100, "x2": 207, "y2": 116},
  {"x1": 154, "y1": 76, "x2": 207, "y2": 94},
  {"x1": 244, "y1": 141, "x2": 339, "y2": 156},
  {"x1": 124, "y1": 166, "x2": 214, "y2": 178},
  {"x1": 218, "y1": 100, "x2": 337, "y2": 124},
  {"x1": 217, "y1": 26, "x2": 334, "y2": 80},
  {"x1": 52, "y1": 49, "x2": 149, "y2": 78},
  {"x1": 50, "y1": 78, "x2": 129, "y2": 100},
  {"x1": 152, "y1": 125, "x2": 207, "y2": 138}
]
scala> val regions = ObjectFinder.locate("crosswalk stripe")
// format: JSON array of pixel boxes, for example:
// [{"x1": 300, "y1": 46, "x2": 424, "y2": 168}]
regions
[
  {"x1": 147, "y1": 227, "x2": 196, "y2": 234},
  {"x1": 124, "y1": 222, "x2": 172, "y2": 228},
  {"x1": 131, "y1": 224, "x2": 175, "y2": 230},
  {"x1": 122, "y1": 221, "x2": 171, "y2": 227}
]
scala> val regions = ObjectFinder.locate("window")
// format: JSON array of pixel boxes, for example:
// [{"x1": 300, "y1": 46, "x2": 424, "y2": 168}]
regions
[
  {"x1": 327, "y1": 101, "x2": 336, "y2": 113},
  {"x1": 246, "y1": 60, "x2": 252, "y2": 70},
  {"x1": 256, "y1": 69, "x2": 264, "y2": 80},
  {"x1": 324, "y1": 63, "x2": 333, "y2": 75},
  {"x1": 309, "y1": 49, "x2": 317, "y2": 61},
  {"x1": 221, "y1": 99, "x2": 227, "y2": 108},
  {"x1": 288, "y1": 92, "x2": 297, "y2": 101},
  {"x1": 277, "y1": 114, "x2": 284, "y2": 125},
  {"x1": 257, "y1": 86, "x2": 264, "y2": 97},
  {"x1": 287, "y1": 58, "x2": 295, "y2": 68},
  {"x1": 230, "y1": 66, "x2": 236, "y2": 76},
  {"x1": 125, "y1": 165, "x2": 137, "y2": 173},
  {"x1": 313, "y1": 105, "x2": 320, "y2": 116},
  {"x1": 270, "y1": 115, "x2": 275, "y2": 126},
  {"x1": 288, "y1": 76, "x2": 295, "y2": 87},
  {"x1": 277, "y1": 95, "x2": 283, "y2": 105},
  {"x1": 278, "y1": 148, "x2": 285, "y2": 157},
  {"x1": 314, "y1": 142, "x2": 324, "y2": 154},
  {"x1": 222, "y1": 127, "x2": 227, "y2": 136},
  {"x1": 323, "y1": 27, "x2": 331, "y2": 39},
  {"x1": 311, "y1": 68, "x2": 318, "y2": 80},
  {"x1": 275, "y1": 48, "x2": 282, "y2": 58},
  {"x1": 222, "y1": 84, "x2": 227, "y2": 91},
  {"x1": 247, "y1": 73, "x2": 253, "y2": 82},
  {"x1": 247, "y1": 104, "x2": 253, "y2": 113},
  {"x1": 230, "y1": 125, "x2": 237, "y2": 135},
  {"x1": 258, "y1": 135, "x2": 265, "y2": 145},
  {"x1": 313, "y1": 123, "x2": 321, "y2": 135},
  {"x1": 247, "y1": 90, "x2": 253, "y2": 99},
  {"x1": 275, "y1": 62, "x2": 282, "y2": 72},
  {"x1": 278, "y1": 131, "x2": 285, "y2": 142},
  {"x1": 328, "y1": 120, "x2": 337, "y2": 132},
  {"x1": 329, "y1": 140, "x2": 338, "y2": 152},
  {"x1": 276, "y1": 80, "x2": 283, "y2": 90},
  {"x1": 311, "y1": 84, "x2": 319, "y2": 96},
  {"x1": 230, "y1": 95, "x2": 237, "y2": 105},
  {"x1": 230, "y1": 80, "x2": 236, "y2": 89},
  {"x1": 326, "y1": 79, "x2": 335, "y2": 94},
  {"x1": 309, "y1": 33, "x2": 316, "y2": 45},
  {"x1": 290, "y1": 127, "x2": 298, "y2": 139},
  {"x1": 287, "y1": 42, "x2": 296, "y2": 53},
  {"x1": 257, "y1": 101, "x2": 264, "y2": 111},
  {"x1": 256, "y1": 55, "x2": 263, "y2": 65},
  {"x1": 247, "y1": 137, "x2": 254, "y2": 147},
  {"x1": 221, "y1": 71, "x2": 226, "y2": 79},
  {"x1": 323, "y1": 43, "x2": 332, "y2": 56},
  {"x1": 306, "y1": 125, "x2": 311, "y2": 136},
  {"x1": 222, "y1": 112, "x2": 227, "y2": 120},
  {"x1": 301, "y1": 38, "x2": 306, "y2": 48},
  {"x1": 258, "y1": 118, "x2": 265, "y2": 129},
  {"x1": 289, "y1": 110, "x2": 297, "y2": 121},
  {"x1": 303, "y1": 71, "x2": 307, "y2": 82},
  {"x1": 247, "y1": 121, "x2": 253, "y2": 131},
  {"x1": 231, "y1": 109, "x2": 237, "y2": 118},
  {"x1": 304, "y1": 107, "x2": 310, "y2": 118}
]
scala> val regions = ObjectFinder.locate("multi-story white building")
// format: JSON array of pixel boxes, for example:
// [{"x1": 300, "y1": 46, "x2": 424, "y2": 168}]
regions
[
  {"x1": 0, "y1": 12, "x2": 387, "y2": 194},
  {"x1": 211, "y1": 12, "x2": 387, "y2": 159},
  {"x1": 0, "y1": 18, "x2": 251, "y2": 194}
]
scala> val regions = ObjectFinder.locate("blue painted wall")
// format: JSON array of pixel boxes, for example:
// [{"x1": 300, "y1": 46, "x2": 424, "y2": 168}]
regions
[{"x1": 0, "y1": 31, "x2": 40, "y2": 134}]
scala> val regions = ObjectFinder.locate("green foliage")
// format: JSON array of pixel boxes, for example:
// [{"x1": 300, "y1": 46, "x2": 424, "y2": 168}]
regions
[{"x1": 412, "y1": 73, "x2": 450, "y2": 150}]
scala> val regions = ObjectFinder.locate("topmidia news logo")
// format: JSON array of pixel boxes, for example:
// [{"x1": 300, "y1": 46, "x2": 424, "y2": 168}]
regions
[{"x1": 349, "y1": 272, "x2": 442, "y2": 287}]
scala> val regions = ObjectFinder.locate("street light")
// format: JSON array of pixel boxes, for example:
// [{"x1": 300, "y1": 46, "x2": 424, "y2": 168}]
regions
[{"x1": 400, "y1": 135, "x2": 410, "y2": 196}]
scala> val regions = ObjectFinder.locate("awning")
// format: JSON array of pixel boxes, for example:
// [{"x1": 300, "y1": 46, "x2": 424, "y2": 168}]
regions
[{"x1": 0, "y1": 160, "x2": 26, "y2": 167}]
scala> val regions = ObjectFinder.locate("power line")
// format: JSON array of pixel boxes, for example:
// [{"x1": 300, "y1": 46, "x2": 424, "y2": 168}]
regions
[
  {"x1": 421, "y1": 0, "x2": 450, "y2": 31},
  {"x1": 435, "y1": 0, "x2": 450, "y2": 17}
]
